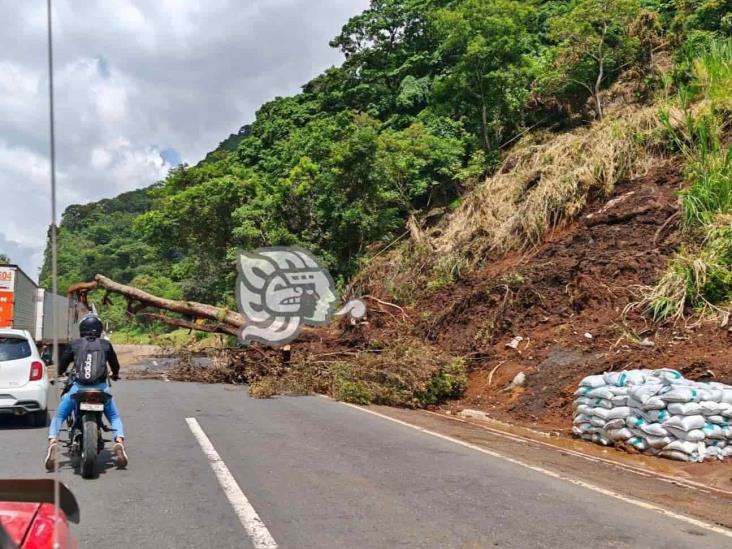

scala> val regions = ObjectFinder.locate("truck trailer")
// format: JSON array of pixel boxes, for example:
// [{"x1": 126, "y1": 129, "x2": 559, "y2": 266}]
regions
[{"x1": 0, "y1": 265, "x2": 81, "y2": 346}]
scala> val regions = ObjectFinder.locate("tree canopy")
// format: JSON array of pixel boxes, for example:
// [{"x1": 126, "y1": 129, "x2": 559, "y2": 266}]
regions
[{"x1": 41, "y1": 0, "x2": 731, "y2": 331}]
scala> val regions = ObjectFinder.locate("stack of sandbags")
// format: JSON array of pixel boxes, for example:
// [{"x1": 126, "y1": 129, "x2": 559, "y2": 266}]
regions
[{"x1": 572, "y1": 369, "x2": 732, "y2": 462}]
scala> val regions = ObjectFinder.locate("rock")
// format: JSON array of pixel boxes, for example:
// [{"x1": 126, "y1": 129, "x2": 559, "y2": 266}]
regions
[
  {"x1": 507, "y1": 372, "x2": 526, "y2": 390},
  {"x1": 639, "y1": 337, "x2": 655, "y2": 347},
  {"x1": 506, "y1": 336, "x2": 524, "y2": 349},
  {"x1": 458, "y1": 409, "x2": 489, "y2": 420},
  {"x1": 584, "y1": 332, "x2": 593, "y2": 339}
]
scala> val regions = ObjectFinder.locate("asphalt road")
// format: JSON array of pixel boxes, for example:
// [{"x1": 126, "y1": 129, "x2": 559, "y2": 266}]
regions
[{"x1": 1, "y1": 380, "x2": 730, "y2": 548}]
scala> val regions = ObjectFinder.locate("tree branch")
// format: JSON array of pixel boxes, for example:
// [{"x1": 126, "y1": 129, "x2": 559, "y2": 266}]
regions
[{"x1": 138, "y1": 313, "x2": 240, "y2": 337}]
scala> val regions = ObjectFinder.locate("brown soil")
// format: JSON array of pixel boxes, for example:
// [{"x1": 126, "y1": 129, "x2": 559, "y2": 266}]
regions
[{"x1": 410, "y1": 163, "x2": 732, "y2": 429}]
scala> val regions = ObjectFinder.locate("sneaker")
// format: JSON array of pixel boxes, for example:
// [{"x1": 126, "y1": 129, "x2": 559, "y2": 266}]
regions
[
  {"x1": 44, "y1": 440, "x2": 58, "y2": 472},
  {"x1": 113, "y1": 441, "x2": 128, "y2": 468}
]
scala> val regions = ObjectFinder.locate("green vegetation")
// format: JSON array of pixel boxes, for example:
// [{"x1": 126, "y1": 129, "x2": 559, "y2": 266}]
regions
[
  {"x1": 42, "y1": 0, "x2": 731, "y2": 333},
  {"x1": 0, "y1": 254, "x2": 9, "y2": 264},
  {"x1": 640, "y1": 37, "x2": 732, "y2": 320},
  {"x1": 248, "y1": 340, "x2": 468, "y2": 407}
]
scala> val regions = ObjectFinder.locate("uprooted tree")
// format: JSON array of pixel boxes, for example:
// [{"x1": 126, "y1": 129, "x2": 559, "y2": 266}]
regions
[{"x1": 68, "y1": 274, "x2": 245, "y2": 337}]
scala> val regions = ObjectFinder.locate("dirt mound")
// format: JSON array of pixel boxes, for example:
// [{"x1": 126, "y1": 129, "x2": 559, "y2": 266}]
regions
[{"x1": 397, "y1": 163, "x2": 731, "y2": 429}]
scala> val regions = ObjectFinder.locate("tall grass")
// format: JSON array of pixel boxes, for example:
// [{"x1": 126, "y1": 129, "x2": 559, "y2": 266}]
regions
[{"x1": 641, "y1": 37, "x2": 732, "y2": 321}]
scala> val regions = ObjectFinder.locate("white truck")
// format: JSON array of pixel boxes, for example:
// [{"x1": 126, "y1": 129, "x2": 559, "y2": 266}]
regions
[{"x1": 0, "y1": 264, "x2": 81, "y2": 347}]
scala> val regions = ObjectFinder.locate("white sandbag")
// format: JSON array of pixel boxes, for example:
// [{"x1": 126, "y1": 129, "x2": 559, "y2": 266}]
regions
[
  {"x1": 721, "y1": 390, "x2": 732, "y2": 404},
  {"x1": 664, "y1": 440, "x2": 701, "y2": 454},
  {"x1": 699, "y1": 401, "x2": 728, "y2": 415},
  {"x1": 576, "y1": 404, "x2": 592, "y2": 416},
  {"x1": 704, "y1": 446, "x2": 724, "y2": 460},
  {"x1": 604, "y1": 418, "x2": 626, "y2": 430},
  {"x1": 607, "y1": 427, "x2": 632, "y2": 441},
  {"x1": 644, "y1": 435, "x2": 673, "y2": 449},
  {"x1": 607, "y1": 386, "x2": 630, "y2": 396},
  {"x1": 604, "y1": 370, "x2": 650, "y2": 387},
  {"x1": 603, "y1": 371, "x2": 647, "y2": 387},
  {"x1": 660, "y1": 450, "x2": 696, "y2": 462},
  {"x1": 649, "y1": 369, "x2": 684, "y2": 384},
  {"x1": 611, "y1": 395, "x2": 629, "y2": 407},
  {"x1": 629, "y1": 385, "x2": 662, "y2": 402},
  {"x1": 580, "y1": 375, "x2": 607, "y2": 388},
  {"x1": 665, "y1": 426, "x2": 706, "y2": 442},
  {"x1": 718, "y1": 403, "x2": 732, "y2": 415},
  {"x1": 589, "y1": 398, "x2": 614, "y2": 410},
  {"x1": 628, "y1": 385, "x2": 666, "y2": 410},
  {"x1": 587, "y1": 387, "x2": 614, "y2": 400},
  {"x1": 702, "y1": 423, "x2": 726, "y2": 439},
  {"x1": 639, "y1": 409, "x2": 670, "y2": 424},
  {"x1": 639, "y1": 422, "x2": 669, "y2": 437},
  {"x1": 590, "y1": 416, "x2": 607, "y2": 428},
  {"x1": 706, "y1": 439, "x2": 726, "y2": 448},
  {"x1": 698, "y1": 389, "x2": 723, "y2": 403},
  {"x1": 626, "y1": 415, "x2": 647, "y2": 430},
  {"x1": 667, "y1": 402, "x2": 703, "y2": 416},
  {"x1": 641, "y1": 397, "x2": 666, "y2": 410},
  {"x1": 573, "y1": 413, "x2": 592, "y2": 425},
  {"x1": 665, "y1": 414, "x2": 705, "y2": 432},
  {"x1": 723, "y1": 446, "x2": 732, "y2": 457},
  {"x1": 576, "y1": 422, "x2": 595, "y2": 434},
  {"x1": 591, "y1": 432, "x2": 611, "y2": 446},
  {"x1": 659, "y1": 386, "x2": 701, "y2": 403},
  {"x1": 575, "y1": 386, "x2": 592, "y2": 397},
  {"x1": 592, "y1": 406, "x2": 631, "y2": 421},
  {"x1": 705, "y1": 415, "x2": 728, "y2": 425},
  {"x1": 573, "y1": 397, "x2": 591, "y2": 410},
  {"x1": 626, "y1": 436, "x2": 648, "y2": 451}
]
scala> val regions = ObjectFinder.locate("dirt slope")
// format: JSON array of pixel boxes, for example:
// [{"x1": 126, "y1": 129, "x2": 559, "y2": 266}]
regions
[{"x1": 393, "y1": 163, "x2": 731, "y2": 429}]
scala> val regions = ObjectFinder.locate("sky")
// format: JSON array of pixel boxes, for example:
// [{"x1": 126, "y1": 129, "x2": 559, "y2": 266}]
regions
[{"x1": 0, "y1": 0, "x2": 369, "y2": 281}]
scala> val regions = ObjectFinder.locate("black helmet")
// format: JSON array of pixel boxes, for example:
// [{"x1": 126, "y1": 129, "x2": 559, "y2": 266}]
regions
[{"x1": 79, "y1": 314, "x2": 103, "y2": 337}]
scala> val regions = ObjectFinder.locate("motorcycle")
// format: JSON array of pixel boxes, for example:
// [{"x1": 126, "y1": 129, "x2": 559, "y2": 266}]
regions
[{"x1": 61, "y1": 373, "x2": 113, "y2": 479}]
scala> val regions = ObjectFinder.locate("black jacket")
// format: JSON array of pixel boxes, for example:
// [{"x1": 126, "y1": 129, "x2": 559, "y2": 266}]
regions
[{"x1": 58, "y1": 337, "x2": 121, "y2": 379}]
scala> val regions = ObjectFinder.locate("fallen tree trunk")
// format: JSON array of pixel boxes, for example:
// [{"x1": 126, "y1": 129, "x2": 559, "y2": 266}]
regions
[{"x1": 68, "y1": 274, "x2": 244, "y2": 336}]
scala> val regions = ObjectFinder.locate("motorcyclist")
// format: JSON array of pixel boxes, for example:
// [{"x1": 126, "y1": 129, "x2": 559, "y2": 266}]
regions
[{"x1": 44, "y1": 314, "x2": 128, "y2": 471}]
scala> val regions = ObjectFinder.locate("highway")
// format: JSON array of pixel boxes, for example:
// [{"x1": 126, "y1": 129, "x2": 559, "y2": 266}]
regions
[{"x1": 1, "y1": 380, "x2": 730, "y2": 548}]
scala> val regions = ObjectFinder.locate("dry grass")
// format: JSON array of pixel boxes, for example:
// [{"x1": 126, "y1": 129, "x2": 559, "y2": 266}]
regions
[
  {"x1": 355, "y1": 103, "x2": 670, "y2": 304},
  {"x1": 433, "y1": 106, "x2": 664, "y2": 262},
  {"x1": 166, "y1": 339, "x2": 468, "y2": 407}
]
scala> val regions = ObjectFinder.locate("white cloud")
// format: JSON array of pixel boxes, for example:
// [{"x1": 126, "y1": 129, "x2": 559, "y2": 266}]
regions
[{"x1": 0, "y1": 0, "x2": 369, "y2": 279}]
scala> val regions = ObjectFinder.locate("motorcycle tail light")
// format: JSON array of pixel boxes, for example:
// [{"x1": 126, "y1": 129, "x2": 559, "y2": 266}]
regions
[{"x1": 79, "y1": 392, "x2": 105, "y2": 403}]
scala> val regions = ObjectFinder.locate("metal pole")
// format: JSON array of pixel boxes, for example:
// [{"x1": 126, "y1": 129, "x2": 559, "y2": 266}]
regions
[{"x1": 46, "y1": 0, "x2": 61, "y2": 547}]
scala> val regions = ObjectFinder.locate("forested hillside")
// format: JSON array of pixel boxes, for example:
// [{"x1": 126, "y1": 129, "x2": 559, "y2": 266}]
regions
[{"x1": 43, "y1": 0, "x2": 730, "y2": 351}]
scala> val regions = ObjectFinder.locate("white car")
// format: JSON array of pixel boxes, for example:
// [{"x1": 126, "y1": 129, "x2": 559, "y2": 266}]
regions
[{"x1": 0, "y1": 329, "x2": 51, "y2": 427}]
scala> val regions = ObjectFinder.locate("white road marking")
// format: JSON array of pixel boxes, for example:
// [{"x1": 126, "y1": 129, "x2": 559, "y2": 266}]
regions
[
  {"x1": 337, "y1": 401, "x2": 732, "y2": 540},
  {"x1": 422, "y1": 409, "x2": 732, "y2": 498},
  {"x1": 186, "y1": 417, "x2": 278, "y2": 549}
]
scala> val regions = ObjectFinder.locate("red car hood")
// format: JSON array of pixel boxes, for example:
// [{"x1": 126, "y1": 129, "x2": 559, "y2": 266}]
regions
[{"x1": 0, "y1": 501, "x2": 40, "y2": 546}]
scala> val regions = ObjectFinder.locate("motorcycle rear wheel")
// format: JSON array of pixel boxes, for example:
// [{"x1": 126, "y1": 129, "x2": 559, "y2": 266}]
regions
[{"x1": 81, "y1": 415, "x2": 98, "y2": 479}]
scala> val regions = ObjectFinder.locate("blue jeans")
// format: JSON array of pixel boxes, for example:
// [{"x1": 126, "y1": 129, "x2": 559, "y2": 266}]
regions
[{"x1": 48, "y1": 382, "x2": 125, "y2": 440}]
